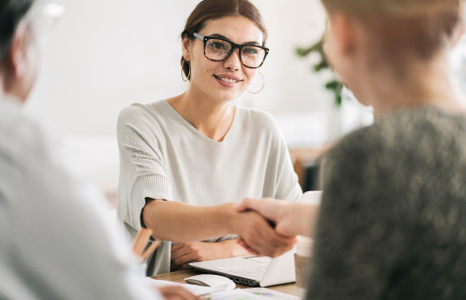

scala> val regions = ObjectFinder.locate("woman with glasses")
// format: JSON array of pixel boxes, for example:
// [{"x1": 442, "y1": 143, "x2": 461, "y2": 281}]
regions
[{"x1": 117, "y1": 0, "x2": 302, "y2": 276}]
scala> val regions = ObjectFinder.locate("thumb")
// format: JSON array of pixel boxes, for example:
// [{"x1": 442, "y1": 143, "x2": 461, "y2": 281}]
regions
[{"x1": 234, "y1": 198, "x2": 256, "y2": 212}]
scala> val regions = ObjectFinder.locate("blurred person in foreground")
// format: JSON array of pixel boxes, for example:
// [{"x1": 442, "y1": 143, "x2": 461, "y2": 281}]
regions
[
  {"x1": 0, "y1": 1, "x2": 197, "y2": 299},
  {"x1": 237, "y1": 0, "x2": 466, "y2": 299}
]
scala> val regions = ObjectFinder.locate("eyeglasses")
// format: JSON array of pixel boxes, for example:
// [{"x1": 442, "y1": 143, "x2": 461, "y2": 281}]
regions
[{"x1": 193, "y1": 32, "x2": 269, "y2": 69}]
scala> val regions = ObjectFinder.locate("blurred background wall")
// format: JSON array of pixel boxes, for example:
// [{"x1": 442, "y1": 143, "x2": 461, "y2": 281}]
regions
[
  {"x1": 27, "y1": 0, "x2": 342, "y2": 141},
  {"x1": 28, "y1": 0, "x2": 466, "y2": 198}
]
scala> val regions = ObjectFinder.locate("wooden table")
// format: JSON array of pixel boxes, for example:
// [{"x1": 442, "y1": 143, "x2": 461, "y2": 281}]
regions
[{"x1": 150, "y1": 270, "x2": 300, "y2": 297}]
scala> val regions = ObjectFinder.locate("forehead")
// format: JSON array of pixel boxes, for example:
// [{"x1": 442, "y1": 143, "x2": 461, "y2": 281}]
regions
[{"x1": 200, "y1": 16, "x2": 264, "y2": 44}]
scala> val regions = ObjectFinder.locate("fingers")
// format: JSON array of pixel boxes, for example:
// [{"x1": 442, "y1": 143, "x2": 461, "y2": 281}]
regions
[
  {"x1": 178, "y1": 262, "x2": 192, "y2": 270},
  {"x1": 158, "y1": 286, "x2": 200, "y2": 300},
  {"x1": 235, "y1": 211, "x2": 296, "y2": 257},
  {"x1": 255, "y1": 228, "x2": 295, "y2": 257},
  {"x1": 171, "y1": 243, "x2": 191, "y2": 271},
  {"x1": 172, "y1": 252, "x2": 197, "y2": 270},
  {"x1": 171, "y1": 243, "x2": 203, "y2": 271},
  {"x1": 234, "y1": 198, "x2": 258, "y2": 212},
  {"x1": 268, "y1": 235, "x2": 297, "y2": 257},
  {"x1": 235, "y1": 198, "x2": 284, "y2": 225},
  {"x1": 171, "y1": 244, "x2": 190, "y2": 261},
  {"x1": 171, "y1": 243, "x2": 185, "y2": 252},
  {"x1": 234, "y1": 200, "x2": 249, "y2": 212}
]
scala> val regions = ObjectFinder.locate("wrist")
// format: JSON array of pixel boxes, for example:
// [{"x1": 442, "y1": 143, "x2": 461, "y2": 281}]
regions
[{"x1": 218, "y1": 203, "x2": 238, "y2": 235}]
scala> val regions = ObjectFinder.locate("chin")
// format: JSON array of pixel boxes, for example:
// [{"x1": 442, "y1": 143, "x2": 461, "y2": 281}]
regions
[
  {"x1": 215, "y1": 94, "x2": 239, "y2": 102},
  {"x1": 212, "y1": 89, "x2": 243, "y2": 102}
]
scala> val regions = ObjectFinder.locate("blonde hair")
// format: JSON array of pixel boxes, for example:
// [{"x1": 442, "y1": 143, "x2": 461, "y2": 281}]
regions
[{"x1": 323, "y1": 0, "x2": 465, "y2": 60}]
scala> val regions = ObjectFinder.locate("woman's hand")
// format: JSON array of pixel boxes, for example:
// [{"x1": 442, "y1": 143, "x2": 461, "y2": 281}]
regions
[
  {"x1": 235, "y1": 198, "x2": 319, "y2": 238},
  {"x1": 157, "y1": 286, "x2": 200, "y2": 300},
  {"x1": 227, "y1": 206, "x2": 297, "y2": 257},
  {"x1": 170, "y1": 239, "x2": 250, "y2": 271}
]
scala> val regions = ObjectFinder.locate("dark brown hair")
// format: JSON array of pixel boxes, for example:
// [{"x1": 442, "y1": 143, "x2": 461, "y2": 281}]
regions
[
  {"x1": 322, "y1": 0, "x2": 463, "y2": 61},
  {"x1": 0, "y1": 0, "x2": 34, "y2": 61},
  {"x1": 180, "y1": 0, "x2": 268, "y2": 80}
]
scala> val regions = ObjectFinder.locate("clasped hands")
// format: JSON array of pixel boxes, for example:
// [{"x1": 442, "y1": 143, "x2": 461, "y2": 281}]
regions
[
  {"x1": 234, "y1": 198, "x2": 316, "y2": 255},
  {"x1": 171, "y1": 199, "x2": 316, "y2": 271}
]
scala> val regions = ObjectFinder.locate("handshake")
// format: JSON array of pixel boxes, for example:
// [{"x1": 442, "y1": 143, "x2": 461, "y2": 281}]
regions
[{"x1": 231, "y1": 195, "x2": 320, "y2": 257}]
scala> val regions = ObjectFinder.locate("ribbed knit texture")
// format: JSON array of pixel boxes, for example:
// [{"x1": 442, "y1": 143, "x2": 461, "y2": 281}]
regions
[{"x1": 130, "y1": 175, "x2": 172, "y2": 231}]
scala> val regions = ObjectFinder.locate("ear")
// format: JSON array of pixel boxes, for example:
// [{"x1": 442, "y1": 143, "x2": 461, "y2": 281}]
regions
[
  {"x1": 328, "y1": 12, "x2": 358, "y2": 57},
  {"x1": 182, "y1": 36, "x2": 192, "y2": 62},
  {"x1": 6, "y1": 24, "x2": 29, "y2": 78}
]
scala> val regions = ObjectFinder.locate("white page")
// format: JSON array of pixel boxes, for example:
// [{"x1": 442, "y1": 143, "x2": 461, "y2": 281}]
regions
[
  {"x1": 143, "y1": 278, "x2": 296, "y2": 300},
  {"x1": 210, "y1": 289, "x2": 270, "y2": 300},
  {"x1": 243, "y1": 288, "x2": 300, "y2": 300},
  {"x1": 143, "y1": 278, "x2": 213, "y2": 295}
]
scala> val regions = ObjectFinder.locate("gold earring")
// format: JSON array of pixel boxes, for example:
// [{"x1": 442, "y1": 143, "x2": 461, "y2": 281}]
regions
[
  {"x1": 248, "y1": 71, "x2": 265, "y2": 94},
  {"x1": 181, "y1": 66, "x2": 191, "y2": 82}
]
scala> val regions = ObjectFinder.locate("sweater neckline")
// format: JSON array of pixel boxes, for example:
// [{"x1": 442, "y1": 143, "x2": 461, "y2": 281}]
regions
[{"x1": 161, "y1": 99, "x2": 239, "y2": 145}]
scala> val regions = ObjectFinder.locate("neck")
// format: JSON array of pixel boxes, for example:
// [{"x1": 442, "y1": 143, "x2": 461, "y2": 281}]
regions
[
  {"x1": 353, "y1": 53, "x2": 466, "y2": 118},
  {"x1": 167, "y1": 84, "x2": 235, "y2": 142}
]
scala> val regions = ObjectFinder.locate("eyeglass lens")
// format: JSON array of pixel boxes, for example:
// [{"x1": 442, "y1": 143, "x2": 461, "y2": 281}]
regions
[{"x1": 205, "y1": 39, "x2": 266, "y2": 68}]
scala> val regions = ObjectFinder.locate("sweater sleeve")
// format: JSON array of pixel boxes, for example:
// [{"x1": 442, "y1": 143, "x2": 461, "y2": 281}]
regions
[
  {"x1": 260, "y1": 112, "x2": 301, "y2": 203},
  {"x1": 306, "y1": 130, "x2": 412, "y2": 300},
  {"x1": 117, "y1": 106, "x2": 173, "y2": 232},
  {"x1": 273, "y1": 134, "x2": 302, "y2": 202}
]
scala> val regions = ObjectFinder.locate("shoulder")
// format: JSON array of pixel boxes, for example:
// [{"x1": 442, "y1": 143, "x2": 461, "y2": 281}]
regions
[
  {"x1": 0, "y1": 99, "x2": 103, "y2": 203},
  {"x1": 324, "y1": 125, "x2": 378, "y2": 176},
  {"x1": 236, "y1": 106, "x2": 282, "y2": 135},
  {"x1": 325, "y1": 108, "x2": 463, "y2": 179},
  {"x1": 117, "y1": 100, "x2": 171, "y2": 136},
  {"x1": 0, "y1": 99, "x2": 57, "y2": 165},
  {"x1": 118, "y1": 100, "x2": 168, "y2": 126}
]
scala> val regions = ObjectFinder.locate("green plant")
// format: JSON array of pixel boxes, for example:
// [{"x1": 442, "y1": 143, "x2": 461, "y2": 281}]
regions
[{"x1": 296, "y1": 37, "x2": 343, "y2": 106}]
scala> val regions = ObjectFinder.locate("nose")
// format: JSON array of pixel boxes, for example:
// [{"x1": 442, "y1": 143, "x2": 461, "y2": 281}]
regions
[{"x1": 223, "y1": 48, "x2": 241, "y2": 71}]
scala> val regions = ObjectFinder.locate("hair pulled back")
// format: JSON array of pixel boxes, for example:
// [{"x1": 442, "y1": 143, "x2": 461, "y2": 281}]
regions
[
  {"x1": 322, "y1": 0, "x2": 464, "y2": 60},
  {"x1": 180, "y1": 0, "x2": 268, "y2": 80}
]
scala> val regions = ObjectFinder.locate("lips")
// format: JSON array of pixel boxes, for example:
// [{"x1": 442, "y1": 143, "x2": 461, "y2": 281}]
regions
[
  {"x1": 214, "y1": 74, "x2": 242, "y2": 83},
  {"x1": 213, "y1": 74, "x2": 243, "y2": 88}
]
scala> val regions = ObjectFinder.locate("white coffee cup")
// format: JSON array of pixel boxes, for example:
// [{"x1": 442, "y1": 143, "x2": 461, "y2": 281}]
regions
[
  {"x1": 295, "y1": 236, "x2": 313, "y2": 298},
  {"x1": 299, "y1": 190, "x2": 322, "y2": 206},
  {"x1": 296, "y1": 235, "x2": 313, "y2": 257},
  {"x1": 295, "y1": 191, "x2": 321, "y2": 298}
]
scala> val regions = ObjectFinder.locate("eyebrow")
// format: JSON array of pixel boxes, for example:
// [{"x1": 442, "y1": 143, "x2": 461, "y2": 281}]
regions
[{"x1": 209, "y1": 33, "x2": 261, "y2": 46}]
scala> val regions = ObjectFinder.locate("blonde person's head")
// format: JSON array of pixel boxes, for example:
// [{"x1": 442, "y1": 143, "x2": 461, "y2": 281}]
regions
[{"x1": 322, "y1": 0, "x2": 464, "y2": 63}]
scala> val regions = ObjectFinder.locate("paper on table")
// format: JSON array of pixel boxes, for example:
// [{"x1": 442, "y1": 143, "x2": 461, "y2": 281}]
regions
[
  {"x1": 143, "y1": 278, "x2": 213, "y2": 295},
  {"x1": 243, "y1": 288, "x2": 300, "y2": 300},
  {"x1": 143, "y1": 278, "x2": 295, "y2": 300},
  {"x1": 210, "y1": 289, "x2": 270, "y2": 300}
]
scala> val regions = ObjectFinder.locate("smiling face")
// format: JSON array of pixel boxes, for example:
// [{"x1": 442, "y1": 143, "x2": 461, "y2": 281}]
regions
[{"x1": 182, "y1": 16, "x2": 265, "y2": 102}]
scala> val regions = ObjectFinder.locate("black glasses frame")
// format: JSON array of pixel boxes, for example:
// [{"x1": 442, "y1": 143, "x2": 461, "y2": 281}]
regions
[{"x1": 193, "y1": 32, "x2": 269, "y2": 69}]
